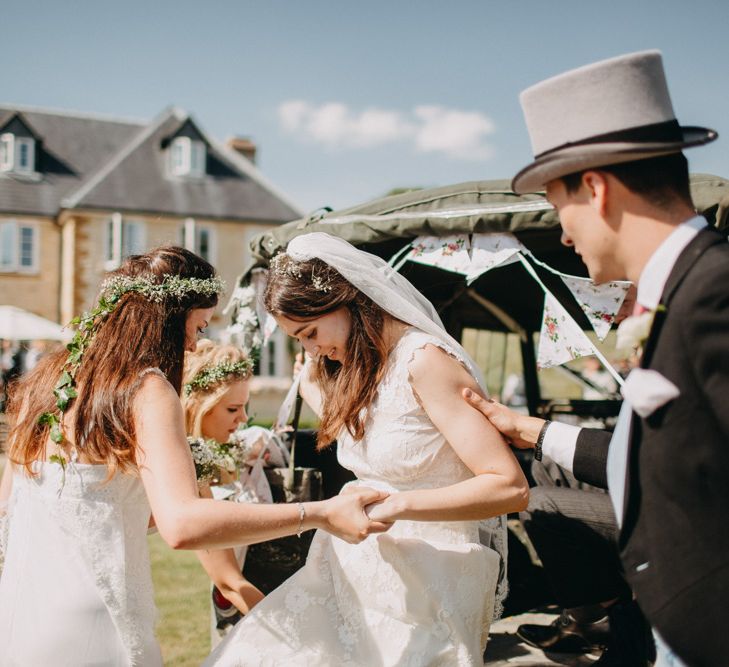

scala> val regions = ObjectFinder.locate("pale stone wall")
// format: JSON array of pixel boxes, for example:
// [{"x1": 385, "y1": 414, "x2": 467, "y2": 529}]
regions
[
  {"x1": 59, "y1": 211, "x2": 292, "y2": 369},
  {"x1": 62, "y1": 211, "x2": 277, "y2": 320},
  {"x1": 0, "y1": 214, "x2": 61, "y2": 322}
]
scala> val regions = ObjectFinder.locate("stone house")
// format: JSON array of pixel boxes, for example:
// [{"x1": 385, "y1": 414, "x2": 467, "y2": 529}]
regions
[{"x1": 0, "y1": 104, "x2": 300, "y2": 381}]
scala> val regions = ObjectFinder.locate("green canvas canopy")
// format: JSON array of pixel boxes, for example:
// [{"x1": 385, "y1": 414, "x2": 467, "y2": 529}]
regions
[
  {"x1": 237, "y1": 174, "x2": 729, "y2": 414},
  {"x1": 238, "y1": 174, "x2": 729, "y2": 414},
  {"x1": 243, "y1": 174, "x2": 729, "y2": 336}
]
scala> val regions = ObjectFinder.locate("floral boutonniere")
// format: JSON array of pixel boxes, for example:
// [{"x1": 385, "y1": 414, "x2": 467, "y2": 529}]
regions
[{"x1": 615, "y1": 305, "x2": 666, "y2": 356}]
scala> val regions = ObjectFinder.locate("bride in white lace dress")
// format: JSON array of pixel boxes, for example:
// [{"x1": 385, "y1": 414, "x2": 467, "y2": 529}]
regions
[
  {"x1": 0, "y1": 246, "x2": 390, "y2": 667},
  {"x1": 205, "y1": 233, "x2": 529, "y2": 666}
]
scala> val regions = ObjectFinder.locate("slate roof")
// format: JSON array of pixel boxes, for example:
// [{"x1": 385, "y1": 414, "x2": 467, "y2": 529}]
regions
[{"x1": 0, "y1": 104, "x2": 301, "y2": 222}]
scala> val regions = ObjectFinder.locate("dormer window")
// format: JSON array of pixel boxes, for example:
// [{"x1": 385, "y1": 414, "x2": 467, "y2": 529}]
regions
[
  {"x1": 0, "y1": 133, "x2": 36, "y2": 175},
  {"x1": 169, "y1": 136, "x2": 205, "y2": 177}
]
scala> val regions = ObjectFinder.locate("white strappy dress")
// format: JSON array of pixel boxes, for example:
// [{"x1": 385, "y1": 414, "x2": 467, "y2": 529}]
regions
[{"x1": 0, "y1": 371, "x2": 163, "y2": 666}]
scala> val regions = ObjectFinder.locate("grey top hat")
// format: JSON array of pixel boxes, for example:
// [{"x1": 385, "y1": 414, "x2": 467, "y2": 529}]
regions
[{"x1": 511, "y1": 50, "x2": 717, "y2": 194}]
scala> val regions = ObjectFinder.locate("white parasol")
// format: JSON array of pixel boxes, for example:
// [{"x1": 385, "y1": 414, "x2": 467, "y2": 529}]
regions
[{"x1": 0, "y1": 305, "x2": 69, "y2": 341}]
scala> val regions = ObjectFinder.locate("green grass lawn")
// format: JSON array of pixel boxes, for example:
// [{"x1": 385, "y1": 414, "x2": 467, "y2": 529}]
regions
[{"x1": 148, "y1": 533, "x2": 212, "y2": 666}]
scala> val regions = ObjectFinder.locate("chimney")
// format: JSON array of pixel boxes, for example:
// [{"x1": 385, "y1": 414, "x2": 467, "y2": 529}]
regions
[{"x1": 226, "y1": 136, "x2": 257, "y2": 164}]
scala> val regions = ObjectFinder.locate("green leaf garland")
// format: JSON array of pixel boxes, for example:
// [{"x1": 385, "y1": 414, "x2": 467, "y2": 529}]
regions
[{"x1": 38, "y1": 273, "x2": 225, "y2": 460}]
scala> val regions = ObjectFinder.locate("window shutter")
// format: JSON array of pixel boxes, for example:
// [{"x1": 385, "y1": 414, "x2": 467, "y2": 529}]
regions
[{"x1": 0, "y1": 221, "x2": 18, "y2": 270}]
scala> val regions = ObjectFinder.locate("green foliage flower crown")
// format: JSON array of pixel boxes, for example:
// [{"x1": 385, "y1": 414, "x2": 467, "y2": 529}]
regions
[
  {"x1": 184, "y1": 359, "x2": 253, "y2": 396},
  {"x1": 100, "y1": 274, "x2": 225, "y2": 303},
  {"x1": 39, "y1": 273, "x2": 225, "y2": 460}
]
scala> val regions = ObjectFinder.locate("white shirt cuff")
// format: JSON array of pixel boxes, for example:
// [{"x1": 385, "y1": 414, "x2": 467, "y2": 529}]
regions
[{"x1": 541, "y1": 421, "x2": 580, "y2": 472}]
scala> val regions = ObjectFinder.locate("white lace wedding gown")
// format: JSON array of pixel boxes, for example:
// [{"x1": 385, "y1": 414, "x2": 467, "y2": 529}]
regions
[
  {"x1": 0, "y1": 461, "x2": 162, "y2": 666},
  {"x1": 205, "y1": 329, "x2": 501, "y2": 667}
]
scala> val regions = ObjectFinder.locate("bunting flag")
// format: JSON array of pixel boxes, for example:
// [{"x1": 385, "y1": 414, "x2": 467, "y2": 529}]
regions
[
  {"x1": 559, "y1": 275, "x2": 632, "y2": 341},
  {"x1": 537, "y1": 292, "x2": 597, "y2": 369},
  {"x1": 467, "y1": 233, "x2": 525, "y2": 283},
  {"x1": 399, "y1": 236, "x2": 624, "y2": 382},
  {"x1": 406, "y1": 235, "x2": 471, "y2": 274}
]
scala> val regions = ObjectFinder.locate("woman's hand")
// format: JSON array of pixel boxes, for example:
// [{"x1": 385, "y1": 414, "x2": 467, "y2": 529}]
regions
[
  {"x1": 220, "y1": 579, "x2": 265, "y2": 615},
  {"x1": 315, "y1": 487, "x2": 392, "y2": 543},
  {"x1": 292, "y1": 351, "x2": 305, "y2": 379},
  {"x1": 364, "y1": 494, "x2": 405, "y2": 523}
]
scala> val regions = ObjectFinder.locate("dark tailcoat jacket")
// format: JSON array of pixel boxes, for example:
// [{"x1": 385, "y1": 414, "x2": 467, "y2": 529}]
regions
[{"x1": 571, "y1": 228, "x2": 729, "y2": 666}]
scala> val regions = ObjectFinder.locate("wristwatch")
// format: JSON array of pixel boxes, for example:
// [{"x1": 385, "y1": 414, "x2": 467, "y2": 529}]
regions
[{"x1": 534, "y1": 420, "x2": 552, "y2": 462}]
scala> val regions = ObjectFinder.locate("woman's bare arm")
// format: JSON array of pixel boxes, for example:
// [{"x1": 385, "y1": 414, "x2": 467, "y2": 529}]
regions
[
  {"x1": 135, "y1": 374, "x2": 390, "y2": 550},
  {"x1": 366, "y1": 344, "x2": 529, "y2": 523},
  {"x1": 196, "y1": 546, "x2": 264, "y2": 615},
  {"x1": 194, "y1": 487, "x2": 264, "y2": 614}
]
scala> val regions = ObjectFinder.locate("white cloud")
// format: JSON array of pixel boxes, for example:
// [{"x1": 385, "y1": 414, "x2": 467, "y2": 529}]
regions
[
  {"x1": 277, "y1": 100, "x2": 411, "y2": 148},
  {"x1": 277, "y1": 100, "x2": 495, "y2": 160},
  {"x1": 413, "y1": 105, "x2": 495, "y2": 160},
  {"x1": 278, "y1": 100, "x2": 310, "y2": 133}
]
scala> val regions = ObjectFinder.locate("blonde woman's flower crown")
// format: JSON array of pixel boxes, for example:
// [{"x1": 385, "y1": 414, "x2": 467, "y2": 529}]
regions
[{"x1": 184, "y1": 359, "x2": 253, "y2": 396}]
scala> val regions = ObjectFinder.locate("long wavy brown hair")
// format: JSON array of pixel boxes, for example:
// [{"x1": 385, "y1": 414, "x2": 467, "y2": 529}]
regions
[
  {"x1": 6, "y1": 246, "x2": 219, "y2": 475},
  {"x1": 264, "y1": 254, "x2": 389, "y2": 448}
]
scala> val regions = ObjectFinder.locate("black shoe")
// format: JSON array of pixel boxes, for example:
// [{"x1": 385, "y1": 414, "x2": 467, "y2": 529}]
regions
[
  {"x1": 517, "y1": 609, "x2": 609, "y2": 653},
  {"x1": 212, "y1": 586, "x2": 242, "y2": 630},
  {"x1": 591, "y1": 599, "x2": 655, "y2": 667}
]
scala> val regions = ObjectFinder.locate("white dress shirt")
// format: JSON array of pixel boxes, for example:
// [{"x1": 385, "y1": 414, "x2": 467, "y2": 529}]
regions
[{"x1": 540, "y1": 216, "x2": 707, "y2": 522}]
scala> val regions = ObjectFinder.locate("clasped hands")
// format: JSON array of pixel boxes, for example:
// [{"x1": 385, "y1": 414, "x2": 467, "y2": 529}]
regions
[
  {"x1": 325, "y1": 486, "x2": 403, "y2": 544},
  {"x1": 325, "y1": 389, "x2": 545, "y2": 546}
]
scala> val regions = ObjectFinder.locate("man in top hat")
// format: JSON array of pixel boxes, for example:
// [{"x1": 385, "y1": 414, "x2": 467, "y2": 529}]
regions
[{"x1": 465, "y1": 50, "x2": 727, "y2": 666}]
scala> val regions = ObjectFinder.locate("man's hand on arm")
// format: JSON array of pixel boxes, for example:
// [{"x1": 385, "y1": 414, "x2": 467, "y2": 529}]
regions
[
  {"x1": 462, "y1": 388, "x2": 582, "y2": 474},
  {"x1": 461, "y1": 389, "x2": 544, "y2": 449}
]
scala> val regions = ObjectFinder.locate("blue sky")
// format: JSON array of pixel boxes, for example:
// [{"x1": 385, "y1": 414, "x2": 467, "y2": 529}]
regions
[{"x1": 4, "y1": 0, "x2": 728, "y2": 213}]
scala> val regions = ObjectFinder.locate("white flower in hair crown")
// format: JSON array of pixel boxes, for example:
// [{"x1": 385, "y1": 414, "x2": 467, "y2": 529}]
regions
[
  {"x1": 270, "y1": 252, "x2": 333, "y2": 292},
  {"x1": 615, "y1": 304, "x2": 664, "y2": 355}
]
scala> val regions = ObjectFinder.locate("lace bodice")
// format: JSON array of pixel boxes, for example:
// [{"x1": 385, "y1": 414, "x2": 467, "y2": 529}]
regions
[
  {"x1": 338, "y1": 328, "x2": 508, "y2": 613},
  {"x1": 338, "y1": 328, "x2": 474, "y2": 491}
]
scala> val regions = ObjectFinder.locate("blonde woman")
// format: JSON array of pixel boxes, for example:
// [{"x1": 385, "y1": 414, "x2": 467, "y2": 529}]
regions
[{"x1": 182, "y1": 339, "x2": 266, "y2": 643}]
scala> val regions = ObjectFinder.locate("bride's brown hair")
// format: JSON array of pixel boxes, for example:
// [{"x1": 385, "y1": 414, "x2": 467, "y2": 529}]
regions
[
  {"x1": 6, "y1": 246, "x2": 219, "y2": 475},
  {"x1": 264, "y1": 255, "x2": 389, "y2": 448}
]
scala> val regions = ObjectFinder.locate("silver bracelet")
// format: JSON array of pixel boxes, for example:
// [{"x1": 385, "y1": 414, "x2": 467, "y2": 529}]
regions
[{"x1": 296, "y1": 502, "x2": 306, "y2": 538}]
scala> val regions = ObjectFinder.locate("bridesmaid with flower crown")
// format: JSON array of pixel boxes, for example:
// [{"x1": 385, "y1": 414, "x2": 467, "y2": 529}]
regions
[{"x1": 0, "y1": 245, "x2": 391, "y2": 666}]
